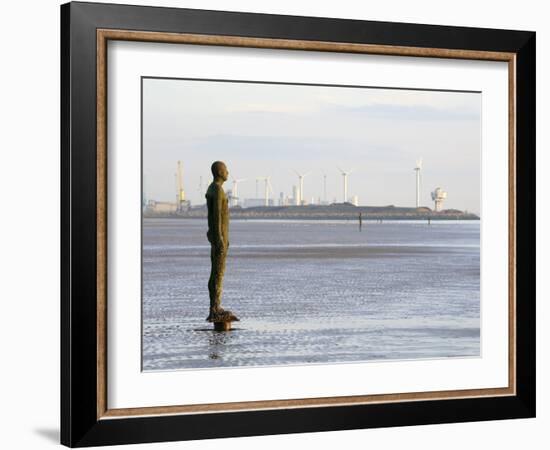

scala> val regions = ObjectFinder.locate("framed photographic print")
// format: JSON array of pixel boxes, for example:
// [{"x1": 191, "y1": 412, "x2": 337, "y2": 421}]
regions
[{"x1": 60, "y1": 1, "x2": 536, "y2": 447}]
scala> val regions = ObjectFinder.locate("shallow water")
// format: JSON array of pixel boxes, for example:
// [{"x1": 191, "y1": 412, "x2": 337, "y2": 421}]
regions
[{"x1": 142, "y1": 218, "x2": 480, "y2": 371}]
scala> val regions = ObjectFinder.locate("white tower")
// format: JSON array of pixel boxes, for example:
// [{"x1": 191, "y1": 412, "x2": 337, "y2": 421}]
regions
[
  {"x1": 431, "y1": 187, "x2": 448, "y2": 212},
  {"x1": 293, "y1": 170, "x2": 310, "y2": 206},
  {"x1": 256, "y1": 176, "x2": 273, "y2": 207},
  {"x1": 414, "y1": 158, "x2": 422, "y2": 208},
  {"x1": 292, "y1": 185, "x2": 298, "y2": 205},
  {"x1": 337, "y1": 167, "x2": 353, "y2": 203}
]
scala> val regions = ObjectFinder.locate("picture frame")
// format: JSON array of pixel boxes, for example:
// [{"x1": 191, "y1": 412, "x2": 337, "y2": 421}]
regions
[{"x1": 60, "y1": 1, "x2": 536, "y2": 447}]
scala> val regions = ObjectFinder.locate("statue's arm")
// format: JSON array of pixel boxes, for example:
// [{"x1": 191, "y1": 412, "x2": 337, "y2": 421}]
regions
[{"x1": 212, "y1": 187, "x2": 225, "y2": 247}]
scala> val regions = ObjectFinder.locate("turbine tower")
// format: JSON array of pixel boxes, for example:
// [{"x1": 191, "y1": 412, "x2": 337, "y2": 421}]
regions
[
  {"x1": 256, "y1": 176, "x2": 273, "y2": 207},
  {"x1": 414, "y1": 158, "x2": 423, "y2": 208},
  {"x1": 293, "y1": 170, "x2": 310, "y2": 206},
  {"x1": 231, "y1": 177, "x2": 246, "y2": 207},
  {"x1": 337, "y1": 166, "x2": 354, "y2": 203}
]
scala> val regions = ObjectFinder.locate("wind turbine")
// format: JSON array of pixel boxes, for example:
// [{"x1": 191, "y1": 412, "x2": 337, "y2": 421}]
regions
[
  {"x1": 231, "y1": 177, "x2": 247, "y2": 207},
  {"x1": 337, "y1": 166, "x2": 354, "y2": 203},
  {"x1": 414, "y1": 158, "x2": 423, "y2": 208},
  {"x1": 293, "y1": 170, "x2": 310, "y2": 206},
  {"x1": 256, "y1": 176, "x2": 273, "y2": 207}
]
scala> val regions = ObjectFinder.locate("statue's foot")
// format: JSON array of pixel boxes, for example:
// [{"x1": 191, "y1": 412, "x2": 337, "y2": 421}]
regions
[
  {"x1": 206, "y1": 307, "x2": 223, "y2": 321},
  {"x1": 206, "y1": 308, "x2": 239, "y2": 322}
]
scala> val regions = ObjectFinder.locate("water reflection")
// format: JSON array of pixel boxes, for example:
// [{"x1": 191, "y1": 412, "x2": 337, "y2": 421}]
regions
[{"x1": 208, "y1": 330, "x2": 233, "y2": 360}]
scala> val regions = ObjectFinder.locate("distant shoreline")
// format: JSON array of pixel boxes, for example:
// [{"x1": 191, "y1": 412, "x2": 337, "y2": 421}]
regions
[
  {"x1": 144, "y1": 215, "x2": 479, "y2": 221},
  {"x1": 144, "y1": 203, "x2": 479, "y2": 221}
]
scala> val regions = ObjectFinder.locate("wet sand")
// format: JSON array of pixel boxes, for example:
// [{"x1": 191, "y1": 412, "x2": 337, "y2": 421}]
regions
[{"x1": 142, "y1": 218, "x2": 480, "y2": 371}]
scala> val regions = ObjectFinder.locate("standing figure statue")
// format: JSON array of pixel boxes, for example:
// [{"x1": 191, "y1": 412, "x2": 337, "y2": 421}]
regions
[{"x1": 205, "y1": 161, "x2": 239, "y2": 325}]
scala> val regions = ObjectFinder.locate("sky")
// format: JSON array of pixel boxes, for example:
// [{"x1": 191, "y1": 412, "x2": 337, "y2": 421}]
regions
[{"x1": 142, "y1": 77, "x2": 481, "y2": 214}]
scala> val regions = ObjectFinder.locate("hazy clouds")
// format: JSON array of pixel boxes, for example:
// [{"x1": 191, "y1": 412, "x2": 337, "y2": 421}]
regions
[{"x1": 143, "y1": 78, "x2": 481, "y2": 213}]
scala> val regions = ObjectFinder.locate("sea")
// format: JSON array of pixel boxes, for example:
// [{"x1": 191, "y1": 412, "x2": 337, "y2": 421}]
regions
[{"x1": 142, "y1": 218, "x2": 480, "y2": 371}]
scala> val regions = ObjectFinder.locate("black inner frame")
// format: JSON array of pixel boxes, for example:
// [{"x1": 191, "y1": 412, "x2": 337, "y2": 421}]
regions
[{"x1": 61, "y1": 2, "x2": 535, "y2": 447}]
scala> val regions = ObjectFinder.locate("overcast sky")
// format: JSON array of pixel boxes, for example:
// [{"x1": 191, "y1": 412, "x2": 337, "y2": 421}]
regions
[{"x1": 143, "y1": 77, "x2": 481, "y2": 214}]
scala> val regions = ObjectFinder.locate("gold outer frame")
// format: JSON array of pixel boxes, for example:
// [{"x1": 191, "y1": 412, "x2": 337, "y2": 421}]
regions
[{"x1": 96, "y1": 29, "x2": 516, "y2": 420}]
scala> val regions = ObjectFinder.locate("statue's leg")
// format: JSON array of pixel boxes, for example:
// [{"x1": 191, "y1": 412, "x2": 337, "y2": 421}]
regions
[
  {"x1": 208, "y1": 246, "x2": 216, "y2": 311},
  {"x1": 216, "y1": 246, "x2": 227, "y2": 307},
  {"x1": 213, "y1": 246, "x2": 227, "y2": 310}
]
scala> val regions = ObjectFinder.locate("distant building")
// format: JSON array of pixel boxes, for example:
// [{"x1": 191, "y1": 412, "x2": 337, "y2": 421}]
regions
[
  {"x1": 146, "y1": 200, "x2": 177, "y2": 213},
  {"x1": 351, "y1": 195, "x2": 359, "y2": 206},
  {"x1": 177, "y1": 200, "x2": 191, "y2": 213},
  {"x1": 243, "y1": 198, "x2": 274, "y2": 208},
  {"x1": 431, "y1": 187, "x2": 448, "y2": 212},
  {"x1": 283, "y1": 195, "x2": 292, "y2": 206}
]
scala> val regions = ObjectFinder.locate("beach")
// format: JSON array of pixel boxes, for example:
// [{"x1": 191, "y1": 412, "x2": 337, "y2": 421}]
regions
[{"x1": 142, "y1": 218, "x2": 480, "y2": 371}]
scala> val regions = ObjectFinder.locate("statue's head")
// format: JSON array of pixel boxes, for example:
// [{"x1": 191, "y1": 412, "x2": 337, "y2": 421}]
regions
[{"x1": 211, "y1": 161, "x2": 228, "y2": 182}]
